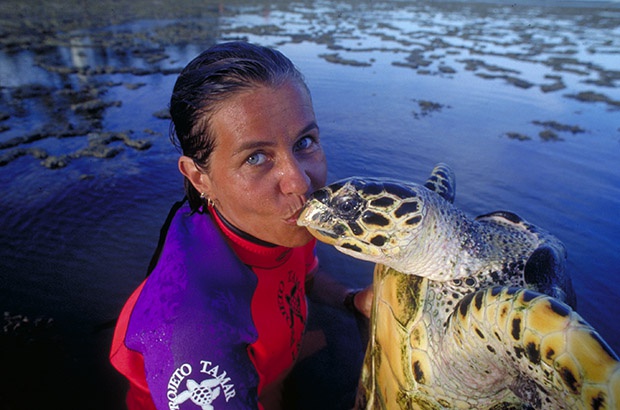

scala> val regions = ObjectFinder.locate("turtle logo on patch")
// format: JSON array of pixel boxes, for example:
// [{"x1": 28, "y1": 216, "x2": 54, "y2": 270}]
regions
[
  {"x1": 173, "y1": 378, "x2": 221, "y2": 410},
  {"x1": 167, "y1": 360, "x2": 236, "y2": 410}
]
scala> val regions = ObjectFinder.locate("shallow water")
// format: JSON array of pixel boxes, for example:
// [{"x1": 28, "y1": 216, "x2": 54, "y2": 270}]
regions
[{"x1": 1, "y1": 0, "x2": 619, "y2": 408}]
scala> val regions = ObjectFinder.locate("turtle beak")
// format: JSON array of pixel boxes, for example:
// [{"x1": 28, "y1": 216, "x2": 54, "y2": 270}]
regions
[
  {"x1": 297, "y1": 198, "x2": 327, "y2": 227},
  {"x1": 297, "y1": 198, "x2": 342, "y2": 244}
]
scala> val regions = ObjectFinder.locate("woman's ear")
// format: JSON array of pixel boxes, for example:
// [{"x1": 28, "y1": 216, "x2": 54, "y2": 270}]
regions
[{"x1": 178, "y1": 156, "x2": 212, "y2": 197}]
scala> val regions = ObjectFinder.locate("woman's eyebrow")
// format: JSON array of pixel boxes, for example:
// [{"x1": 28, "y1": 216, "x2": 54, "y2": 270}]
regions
[
  {"x1": 235, "y1": 140, "x2": 276, "y2": 155},
  {"x1": 297, "y1": 121, "x2": 319, "y2": 136}
]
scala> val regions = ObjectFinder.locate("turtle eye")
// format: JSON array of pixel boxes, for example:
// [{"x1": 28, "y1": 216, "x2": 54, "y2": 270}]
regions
[{"x1": 334, "y1": 195, "x2": 361, "y2": 217}]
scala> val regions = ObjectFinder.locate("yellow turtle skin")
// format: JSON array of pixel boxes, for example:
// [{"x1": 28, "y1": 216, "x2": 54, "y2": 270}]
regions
[{"x1": 298, "y1": 163, "x2": 620, "y2": 409}]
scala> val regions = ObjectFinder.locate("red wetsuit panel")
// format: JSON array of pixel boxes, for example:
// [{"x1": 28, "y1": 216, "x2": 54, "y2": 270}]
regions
[
  {"x1": 110, "y1": 281, "x2": 157, "y2": 410},
  {"x1": 210, "y1": 207, "x2": 318, "y2": 396}
]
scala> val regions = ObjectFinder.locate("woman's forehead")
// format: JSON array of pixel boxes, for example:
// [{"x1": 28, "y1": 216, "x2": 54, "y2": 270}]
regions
[{"x1": 210, "y1": 82, "x2": 316, "y2": 149}]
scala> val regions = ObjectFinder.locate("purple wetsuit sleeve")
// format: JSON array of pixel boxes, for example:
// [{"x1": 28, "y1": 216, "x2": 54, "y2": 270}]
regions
[{"x1": 125, "y1": 206, "x2": 260, "y2": 409}]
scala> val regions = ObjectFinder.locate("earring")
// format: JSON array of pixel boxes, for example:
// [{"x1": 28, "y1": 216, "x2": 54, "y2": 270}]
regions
[{"x1": 200, "y1": 192, "x2": 214, "y2": 207}]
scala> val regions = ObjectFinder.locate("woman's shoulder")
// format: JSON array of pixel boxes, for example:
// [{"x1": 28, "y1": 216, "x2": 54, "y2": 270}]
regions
[
  {"x1": 149, "y1": 202, "x2": 255, "y2": 284},
  {"x1": 123, "y1": 204, "x2": 258, "y2": 346}
]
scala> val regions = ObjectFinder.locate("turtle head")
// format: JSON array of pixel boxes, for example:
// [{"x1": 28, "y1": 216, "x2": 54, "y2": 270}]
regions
[{"x1": 298, "y1": 177, "x2": 428, "y2": 267}]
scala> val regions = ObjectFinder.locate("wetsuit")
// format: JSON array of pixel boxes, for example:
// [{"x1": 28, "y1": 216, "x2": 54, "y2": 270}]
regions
[{"x1": 110, "y1": 201, "x2": 317, "y2": 409}]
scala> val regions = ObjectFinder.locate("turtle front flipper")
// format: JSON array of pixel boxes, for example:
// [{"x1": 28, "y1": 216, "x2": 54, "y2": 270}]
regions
[
  {"x1": 423, "y1": 163, "x2": 456, "y2": 204},
  {"x1": 445, "y1": 286, "x2": 620, "y2": 409},
  {"x1": 355, "y1": 264, "x2": 430, "y2": 410}
]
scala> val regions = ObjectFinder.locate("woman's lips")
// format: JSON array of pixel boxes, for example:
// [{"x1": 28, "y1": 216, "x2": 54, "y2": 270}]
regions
[
  {"x1": 284, "y1": 195, "x2": 308, "y2": 225},
  {"x1": 284, "y1": 208, "x2": 303, "y2": 225}
]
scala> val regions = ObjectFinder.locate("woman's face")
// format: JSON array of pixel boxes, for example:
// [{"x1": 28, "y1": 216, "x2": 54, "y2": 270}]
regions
[{"x1": 199, "y1": 80, "x2": 327, "y2": 248}]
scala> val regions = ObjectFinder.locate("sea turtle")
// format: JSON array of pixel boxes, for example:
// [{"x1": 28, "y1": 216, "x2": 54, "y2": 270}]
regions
[{"x1": 297, "y1": 163, "x2": 620, "y2": 409}]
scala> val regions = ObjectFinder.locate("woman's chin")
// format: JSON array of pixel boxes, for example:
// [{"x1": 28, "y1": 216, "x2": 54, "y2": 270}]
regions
[{"x1": 274, "y1": 227, "x2": 315, "y2": 248}]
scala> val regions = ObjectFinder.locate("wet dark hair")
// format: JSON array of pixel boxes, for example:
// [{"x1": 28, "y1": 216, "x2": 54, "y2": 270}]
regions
[{"x1": 169, "y1": 41, "x2": 309, "y2": 211}]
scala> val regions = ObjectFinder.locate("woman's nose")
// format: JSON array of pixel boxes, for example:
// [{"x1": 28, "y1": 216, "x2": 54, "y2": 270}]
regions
[{"x1": 279, "y1": 156, "x2": 312, "y2": 196}]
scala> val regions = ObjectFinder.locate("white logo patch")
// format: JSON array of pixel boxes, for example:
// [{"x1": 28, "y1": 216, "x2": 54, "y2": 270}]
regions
[{"x1": 167, "y1": 360, "x2": 236, "y2": 410}]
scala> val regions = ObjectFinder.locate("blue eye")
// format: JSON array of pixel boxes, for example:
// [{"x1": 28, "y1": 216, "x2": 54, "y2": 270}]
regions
[
  {"x1": 247, "y1": 152, "x2": 267, "y2": 166},
  {"x1": 294, "y1": 136, "x2": 315, "y2": 152}
]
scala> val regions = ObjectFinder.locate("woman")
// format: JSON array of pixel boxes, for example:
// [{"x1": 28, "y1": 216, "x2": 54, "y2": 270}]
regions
[{"x1": 110, "y1": 41, "x2": 370, "y2": 410}]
